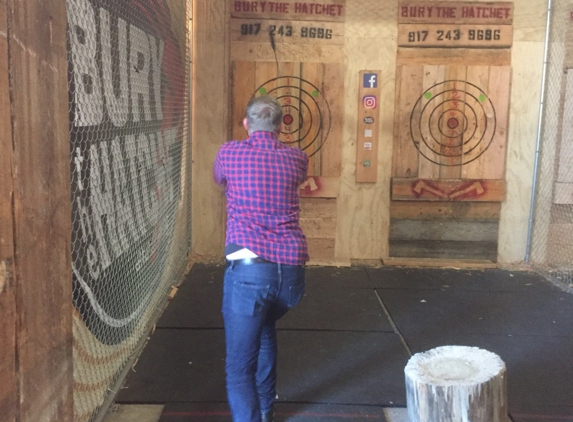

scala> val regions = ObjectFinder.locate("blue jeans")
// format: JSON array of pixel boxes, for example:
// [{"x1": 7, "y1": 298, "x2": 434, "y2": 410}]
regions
[{"x1": 222, "y1": 261, "x2": 305, "y2": 422}]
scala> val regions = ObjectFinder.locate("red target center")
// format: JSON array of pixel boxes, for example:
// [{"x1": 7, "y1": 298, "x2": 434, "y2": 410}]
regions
[
  {"x1": 283, "y1": 114, "x2": 294, "y2": 125},
  {"x1": 447, "y1": 118, "x2": 459, "y2": 129}
]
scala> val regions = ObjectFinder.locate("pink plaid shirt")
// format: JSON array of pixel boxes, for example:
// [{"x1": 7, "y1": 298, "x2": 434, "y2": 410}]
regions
[{"x1": 214, "y1": 131, "x2": 309, "y2": 265}]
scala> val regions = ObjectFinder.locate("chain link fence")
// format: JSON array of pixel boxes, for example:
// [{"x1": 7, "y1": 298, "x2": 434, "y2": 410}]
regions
[
  {"x1": 65, "y1": 0, "x2": 191, "y2": 420},
  {"x1": 530, "y1": 0, "x2": 573, "y2": 291}
]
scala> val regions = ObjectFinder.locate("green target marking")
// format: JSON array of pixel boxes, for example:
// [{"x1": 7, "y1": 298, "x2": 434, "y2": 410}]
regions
[
  {"x1": 312, "y1": 90, "x2": 319, "y2": 98},
  {"x1": 479, "y1": 94, "x2": 487, "y2": 102},
  {"x1": 424, "y1": 92, "x2": 433, "y2": 100},
  {"x1": 259, "y1": 87, "x2": 267, "y2": 95}
]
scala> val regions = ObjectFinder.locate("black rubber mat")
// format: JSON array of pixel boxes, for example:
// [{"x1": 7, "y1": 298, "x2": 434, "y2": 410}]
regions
[
  {"x1": 377, "y1": 287, "x2": 573, "y2": 336},
  {"x1": 159, "y1": 402, "x2": 389, "y2": 421},
  {"x1": 278, "y1": 283, "x2": 392, "y2": 332},
  {"x1": 511, "y1": 411, "x2": 573, "y2": 422},
  {"x1": 118, "y1": 264, "x2": 573, "y2": 421},
  {"x1": 157, "y1": 263, "x2": 225, "y2": 328},
  {"x1": 305, "y1": 266, "x2": 370, "y2": 286},
  {"x1": 365, "y1": 267, "x2": 556, "y2": 292},
  {"x1": 116, "y1": 329, "x2": 409, "y2": 406},
  {"x1": 116, "y1": 329, "x2": 227, "y2": 403},
  {"x1": 275, "y1": 331, "x2": 408, "y2": 406},
  {"x1": 400, "y1": 332, "x2": 573, "y2": 420},
  {"x1": 159, "y1": 264, "x2": 391, "y2": 331}
]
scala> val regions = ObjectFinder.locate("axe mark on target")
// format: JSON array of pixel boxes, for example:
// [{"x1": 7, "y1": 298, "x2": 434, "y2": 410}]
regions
[{"x1": 253, "y1": 76, "x2": 332, "y2": 158}]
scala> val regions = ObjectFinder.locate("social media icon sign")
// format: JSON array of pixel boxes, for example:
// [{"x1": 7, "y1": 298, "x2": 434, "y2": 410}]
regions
[
  {"x1": 363, "y1": 73, "x2": 378, "y2": 88},
  {"x1": 363, "y1": 95, "x2": 377, "y2": 109}
]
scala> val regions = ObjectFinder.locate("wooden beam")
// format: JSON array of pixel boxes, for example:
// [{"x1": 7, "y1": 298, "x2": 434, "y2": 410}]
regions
[
  {"x1": 7, "y1": 0, "x2": 73, "y2": 420},
  {"x1": 383, "y1": 257, "x2": 497, "y2": 268},
  {"x1": 299, "y1": 217, "x2": 337, "y2": 239},
  {"x1": 389, "y1": 220, "x2": 499, "y2": 242},
  {"x1": 389, "y1": 239, "x2": 498, "y2": 261},
  {"x1": 390, "y1": 201, "x2": 501, "y2": 220},
  {"x1": 300, "y1": 197, "x2": 337, "y2": 218},
  {"x1": 0, "y1": 0, "x2": 16, "y2": 419},
  {"x1": 307, "y1": 238, "x2": 351, "y2": 267},
  {"x1": 397, "y1": 48, "x2": 511, "y2": 66},
  {"x1": 230, "y1": 41, "x2": 345, "y2": 63},
  {"x1": 192, "y1": 0, "x2": 229, "y2": 257}
]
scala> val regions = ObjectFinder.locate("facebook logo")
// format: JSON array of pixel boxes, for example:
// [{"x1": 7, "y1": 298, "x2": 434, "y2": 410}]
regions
[{"x1": 363, "y1": 73, "x2": 378, "y2": 88}]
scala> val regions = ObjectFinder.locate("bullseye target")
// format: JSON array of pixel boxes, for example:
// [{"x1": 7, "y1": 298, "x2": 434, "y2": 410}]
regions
[
  {"x1": 410, "y1": 80, "x2": 496, "y2": 166},
  {"x1": 252, "y1": 76, "x2": 331, "y2": 157}
]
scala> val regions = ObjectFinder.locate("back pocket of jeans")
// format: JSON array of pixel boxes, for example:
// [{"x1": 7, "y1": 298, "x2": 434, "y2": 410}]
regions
[
  {"x1": 232, "y1": 281, "x2": 270, "y2": 316},
  {"x1": 288, "y1": 282, "x2": 305, "y2": 308}
]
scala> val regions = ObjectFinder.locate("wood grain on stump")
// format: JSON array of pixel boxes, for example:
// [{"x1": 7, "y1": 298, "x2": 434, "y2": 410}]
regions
[{"x1": 405, "y1": 346, "x2": 508, "y2": 422}]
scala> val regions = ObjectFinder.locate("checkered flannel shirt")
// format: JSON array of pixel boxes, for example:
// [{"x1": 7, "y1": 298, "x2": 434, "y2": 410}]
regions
[{"x1": 214, "y1": 131, "x2": 309, "y2": 265}]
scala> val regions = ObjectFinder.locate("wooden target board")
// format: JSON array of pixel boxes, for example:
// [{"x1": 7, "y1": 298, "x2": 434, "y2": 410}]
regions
[
  {"x1": 393, "y1": 64, "x2": 511, "y2": 185},
  {"x1": 231, "y1": 61, "x2": 343, "y2": 177},
  {"x1": 230, "y1": 2, "x2": 346, "y2": 265},
  {"x1": 389, "y1": 1, "x2": 513, "y2": 263}
]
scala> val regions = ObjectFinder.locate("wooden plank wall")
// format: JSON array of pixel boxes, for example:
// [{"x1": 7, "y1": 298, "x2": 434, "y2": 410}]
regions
[
  {"x1": 192, "y1": 0, "x2": 229, "y2": 259},
  {"x1": 230, "y1": 59, "x2": 344, "y2": 264},
  {"x1": 335, "y1": 1, "x2": 396, "y2": 261},
  {"x1": 1, "y1": 0, "x2": 74, "y2": 421},
  {"x1": 192, "y1": 0, "x2": 548, "y2": 265},
  {"x1": 390, "y1": 57, "x2": 510, "y2": 262},
  {"x1": 0, "y1": 0, "x2": 16, "y2": 419}
]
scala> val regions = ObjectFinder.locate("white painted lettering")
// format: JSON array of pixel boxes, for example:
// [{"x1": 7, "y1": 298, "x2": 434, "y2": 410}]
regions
[
  {"x1": 100, "y1": 8, "x2": 129, "y2": 127},
  {"x1": 66, "y1": 0, "x2": 104, "y2": 126},
  {"x1": 149, "y1": 35, "x2": 165, "y2": 121},
  {"x1": 130, "y1": 25, "x2": 152, "y2": 121}
]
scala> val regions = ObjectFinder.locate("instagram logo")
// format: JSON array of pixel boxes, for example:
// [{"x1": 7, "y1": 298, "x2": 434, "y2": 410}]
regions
[{"x1": 363, "y1": 95, "x2": 377, "y2": 109}]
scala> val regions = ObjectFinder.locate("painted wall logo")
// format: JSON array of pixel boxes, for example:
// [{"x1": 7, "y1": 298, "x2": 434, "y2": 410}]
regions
[{"x1": 67, "y1": 0, "x2": 185, "y2": 344}]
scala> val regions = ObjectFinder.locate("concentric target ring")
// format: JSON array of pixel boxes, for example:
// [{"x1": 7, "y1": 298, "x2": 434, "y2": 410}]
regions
[
  {"x1": 420, "y1": 90, "x2": 487, "y2": 158},
  {"x1": 279, "y1": 102, "x2": 304, "y2": 137},
  {"x1": 419, "y1": 94, "x2": 480, "y2": 153},
  {"x1": 276, "y1": 94, "x2": 313, "y2": 143},
  {"x1": 436, "y1": 108, "x2": 469, "y2": 139},
  {"x1": 410, "y1": 80, "x2": 496, "y2": 166},
  {"x1": 252, "y1": 76, "x2": 332, "y2": 157}
]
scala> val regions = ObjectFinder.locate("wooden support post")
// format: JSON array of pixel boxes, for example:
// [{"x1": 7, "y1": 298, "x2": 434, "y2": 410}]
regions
[
  {"x1": 0, "y1": 0, "x2": 17, "y2": 420},
  {"x1": 192, "y1": 0, "x2": 229, "y2": 258},
  {"x1": 405, "y1": 346, "x2": 508, "y2": 422},
  {"x1": 3, "y1": 0, "x2": 74, "y2": 420}
]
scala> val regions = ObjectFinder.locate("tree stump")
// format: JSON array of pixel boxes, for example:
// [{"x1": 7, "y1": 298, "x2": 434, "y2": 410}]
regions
[{"x1": 405, "y1": 346, "x2": 508, "y2": 422}]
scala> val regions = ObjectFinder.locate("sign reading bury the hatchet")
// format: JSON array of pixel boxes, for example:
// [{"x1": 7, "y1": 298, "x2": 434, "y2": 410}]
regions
[
  {"x1": 398, "y1": 1, "x2": 514, "y2": 48},
  {"x1": 231, "y1": 1, "x2": 346, "y2": 46},
  {"x1": 232, "y1": 1, "x2": 345, "y2": 21},
  {"x1": 66, "y1": 0, "x2": 185, "y2": 344}
]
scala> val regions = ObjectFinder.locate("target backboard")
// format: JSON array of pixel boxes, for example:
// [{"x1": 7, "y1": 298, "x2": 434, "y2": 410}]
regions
[
  {"x1": 231, "y1": 61, "x2": 343, "y2": 178},
  {"x1": 229, "y1": 1, "x2": 346, "y2": 265},
  {"x1": 392, "y1": 64, "x2": 510, "y2": 197}
]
